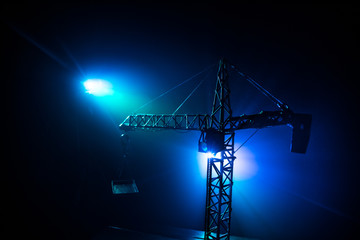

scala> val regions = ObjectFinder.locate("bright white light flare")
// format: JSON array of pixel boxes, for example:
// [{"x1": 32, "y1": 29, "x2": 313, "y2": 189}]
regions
[{"x1": 83, "y1": 79, "x2": 114, "y2": 96}]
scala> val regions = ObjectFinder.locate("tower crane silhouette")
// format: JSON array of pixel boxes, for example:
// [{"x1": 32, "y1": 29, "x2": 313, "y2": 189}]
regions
[{"x1": 119, "y1": 59, "x2": 311, "y2": 240}]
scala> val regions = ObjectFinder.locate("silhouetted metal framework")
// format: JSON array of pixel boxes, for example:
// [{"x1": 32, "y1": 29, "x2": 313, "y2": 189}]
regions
[
  {"x1": 203, "y1": 59, "x2": 234, "y2": 240},
  {"x1": 119, "y1": 59, "x2": 311, "y2": 240}
]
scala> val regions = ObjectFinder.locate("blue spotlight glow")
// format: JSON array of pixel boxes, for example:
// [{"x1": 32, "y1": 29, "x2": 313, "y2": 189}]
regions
[
  {"x1": 197, "y1": 146, "x2": 257, "y2": 180},
  {"x1": 233, "y1": 146, "x2": 258, "y2": 181},
  {"x1": 205, "y1": 152, "x2": 217, "y2": 159},
  {"x1": 83, "y1": 79, "x2": 114, "y2": 96}
]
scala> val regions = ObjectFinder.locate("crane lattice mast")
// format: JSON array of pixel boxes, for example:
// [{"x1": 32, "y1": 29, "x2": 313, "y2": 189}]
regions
[{"x1": 119, "y1": 59, "x2": 311, "y2": 240}]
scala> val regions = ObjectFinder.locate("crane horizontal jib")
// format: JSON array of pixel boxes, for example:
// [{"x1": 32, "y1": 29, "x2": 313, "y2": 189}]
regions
[
  {"x1": 119, "y1": 114, "x2": 210, "y2": 131},
  {"x1": 120, "y1": 111, "x2": 308, "y2": 132},
  {"x1": 119, "y1": 111, "x2": 311, "y2": 154}
]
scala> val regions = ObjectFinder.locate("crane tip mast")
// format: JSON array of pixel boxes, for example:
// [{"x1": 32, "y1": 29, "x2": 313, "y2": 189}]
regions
[{"x1": 118, "y1": 58, "x2": 311, "y2": 240}]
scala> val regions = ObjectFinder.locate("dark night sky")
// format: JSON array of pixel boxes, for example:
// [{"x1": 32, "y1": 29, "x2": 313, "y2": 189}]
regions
[{"x1": 2, "y1": 3, "x2": 360, "y2": 240}]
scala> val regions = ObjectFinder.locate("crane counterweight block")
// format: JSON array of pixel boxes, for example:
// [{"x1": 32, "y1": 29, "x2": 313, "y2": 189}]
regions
[
  {"x1": 228, "y1": 111, "x2": 312, "y2": 153},
  {"x1": 290, "y1": 113, "x2": 312, "y2": 153}
]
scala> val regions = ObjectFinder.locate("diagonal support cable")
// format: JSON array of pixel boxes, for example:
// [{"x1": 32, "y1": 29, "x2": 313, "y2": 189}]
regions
[
  {"x1": 172, "y1": 77, "x2": 206, "y2": 115},
  {"x1": 133, "y1": 63, "x2": 216, "y2": 114}
]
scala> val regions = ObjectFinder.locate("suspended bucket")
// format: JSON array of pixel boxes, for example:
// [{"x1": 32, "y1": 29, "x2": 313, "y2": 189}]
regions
[{"x1": 111, "y1": 179, "x2": 139, "y2": 194}]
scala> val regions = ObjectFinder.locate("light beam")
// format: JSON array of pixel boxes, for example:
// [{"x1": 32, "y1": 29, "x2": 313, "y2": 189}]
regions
[{"x1": 83, "y1": 79, "x2": 114, "y2": 96}]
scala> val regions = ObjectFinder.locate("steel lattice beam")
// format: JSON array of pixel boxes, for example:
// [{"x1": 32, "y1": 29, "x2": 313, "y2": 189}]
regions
[
  {"x1": 205, "y1": 132, "x2": 235, "y2": 240},
  {"x1": 204, "y1": 59, "x2": 234, "y2": 240},
  {"x1": 119, "y1": 114, "x2": 209, "y2": 131}
]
